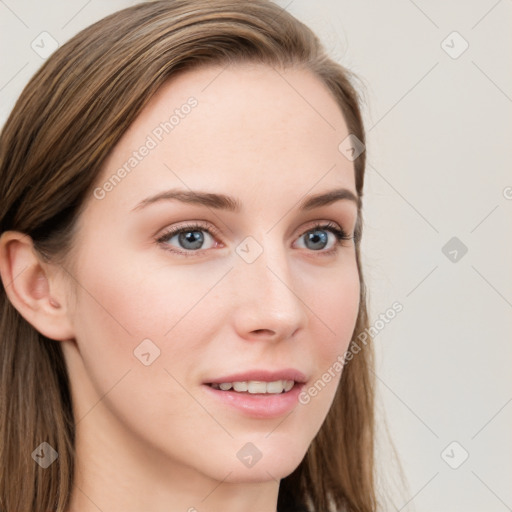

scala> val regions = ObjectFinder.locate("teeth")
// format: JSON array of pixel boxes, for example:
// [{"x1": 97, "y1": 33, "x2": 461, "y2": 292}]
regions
[
  {"x1": 233, "y1": 382, "x2": 248, "y2": 392},
  {"x1": 210, "y1": 380, "x2": 295, "y2": 394},
  {"x1": 266, "y1": 380, "x2": 285, "y2": 393},
  {"x1": 283, "y1": 380, "x2": 294, "y2": 392},
  {"x1": 248, "y1": 381, "x2": 267, "y2": 393}
]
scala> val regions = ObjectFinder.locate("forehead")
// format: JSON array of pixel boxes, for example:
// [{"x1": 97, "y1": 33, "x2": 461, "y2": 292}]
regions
[{"x1": 88, "y1": 63, "x2": 356, "y2": 218}]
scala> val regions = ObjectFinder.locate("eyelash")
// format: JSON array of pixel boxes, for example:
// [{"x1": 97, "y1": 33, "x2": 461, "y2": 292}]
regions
[{"x1": 155, "y1": 221, "x2": 354, "y2": 258}]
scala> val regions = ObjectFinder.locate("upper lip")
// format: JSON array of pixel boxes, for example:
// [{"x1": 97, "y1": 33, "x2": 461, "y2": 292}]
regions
[{"x1": 205, "y1": 368, "x2": 307, "y2": 385}]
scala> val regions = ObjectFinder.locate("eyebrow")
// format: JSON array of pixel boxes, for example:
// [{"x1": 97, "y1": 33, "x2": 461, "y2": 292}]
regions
[{"x1": 130, "y1": 187, "x2": 359, "y2": 213}]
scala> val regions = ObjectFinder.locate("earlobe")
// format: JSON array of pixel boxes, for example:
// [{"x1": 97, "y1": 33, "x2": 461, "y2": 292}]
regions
[{"x1": 0, "y1": 231, "x2": 74, "y2": 341}]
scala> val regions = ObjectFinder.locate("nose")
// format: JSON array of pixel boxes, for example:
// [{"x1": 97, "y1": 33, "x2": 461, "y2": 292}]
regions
[{"x1": 230, "y1": 242, "x2": 308, "y2": 342}]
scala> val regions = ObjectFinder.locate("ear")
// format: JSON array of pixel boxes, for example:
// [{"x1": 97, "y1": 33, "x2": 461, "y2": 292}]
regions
[{"x1": 0, "y1": 231, "x2": 75, "y2": 341}]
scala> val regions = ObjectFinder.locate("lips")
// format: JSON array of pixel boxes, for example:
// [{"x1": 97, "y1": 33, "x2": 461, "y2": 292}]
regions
[{"x1": 202, "y1": 369, "x2": 307, "y2": 418}]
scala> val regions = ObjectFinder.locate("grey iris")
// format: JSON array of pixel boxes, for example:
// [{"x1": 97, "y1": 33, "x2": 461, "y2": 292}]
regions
[
  {"x1": 179, "y1": 231, "x2": 204, "y2": 250},
  {"x1": 305, "y1": 229, "x2": 328, "y2": 250}
]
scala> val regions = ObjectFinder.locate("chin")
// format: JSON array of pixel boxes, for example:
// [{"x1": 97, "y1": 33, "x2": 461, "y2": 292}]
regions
[
  {"x1": 207, "y1": 438, "x2": 310, "y2": 484},
  {"x1": 223, "y1": 460, "x2": 303, "y2": 484}
]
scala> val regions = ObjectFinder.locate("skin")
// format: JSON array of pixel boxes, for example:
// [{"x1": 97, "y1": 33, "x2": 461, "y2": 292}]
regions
[{"x1": 0, "y1": 63, "x2": 360, "y2": 512}]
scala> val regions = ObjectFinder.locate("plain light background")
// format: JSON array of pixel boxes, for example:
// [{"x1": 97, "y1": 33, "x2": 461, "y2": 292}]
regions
[{"x1": 1, "y1": 1, "x2": 511, "y2": 510}]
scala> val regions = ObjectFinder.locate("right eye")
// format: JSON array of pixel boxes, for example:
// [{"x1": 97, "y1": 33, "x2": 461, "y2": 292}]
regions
[{"x1": 156, "y1": 222, "x2": 221, "y2": 256}]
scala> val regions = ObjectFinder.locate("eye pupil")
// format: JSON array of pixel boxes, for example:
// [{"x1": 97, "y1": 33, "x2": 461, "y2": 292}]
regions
[
  {"x1": 305, "y1": 230, "x2": 328, "y2": 250},
  {"x1": 179, "y1": 231, "x2": 204, "y2": 250}
]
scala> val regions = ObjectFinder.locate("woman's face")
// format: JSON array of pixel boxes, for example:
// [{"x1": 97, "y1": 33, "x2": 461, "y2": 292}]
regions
[{"x1": 62, "y1": 63, "x2": 360, "y2": 485}]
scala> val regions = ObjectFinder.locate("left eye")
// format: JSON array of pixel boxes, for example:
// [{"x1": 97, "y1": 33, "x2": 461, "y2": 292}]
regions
[{"x1": 295, "y1": 226, "x2": 341, "y2": 251}]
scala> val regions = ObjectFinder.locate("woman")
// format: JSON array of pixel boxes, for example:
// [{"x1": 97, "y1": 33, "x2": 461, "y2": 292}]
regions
[{"x1": 0, "y1": 1, "x2": 376, "y2": 511}]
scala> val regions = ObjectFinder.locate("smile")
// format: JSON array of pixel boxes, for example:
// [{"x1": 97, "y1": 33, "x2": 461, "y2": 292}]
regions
[{"x1": 208, "y1": 380, "x2": 295, "y2": 394}]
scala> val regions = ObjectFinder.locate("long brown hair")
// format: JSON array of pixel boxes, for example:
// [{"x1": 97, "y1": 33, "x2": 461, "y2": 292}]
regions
[{"x1": 0, "y1": 1, "x2": 376, "y2": 510}]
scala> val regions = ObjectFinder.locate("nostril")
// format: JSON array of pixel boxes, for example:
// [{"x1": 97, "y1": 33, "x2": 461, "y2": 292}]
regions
[{"x1": 251, "y1": 329, "x2": 274, "y2": 335}]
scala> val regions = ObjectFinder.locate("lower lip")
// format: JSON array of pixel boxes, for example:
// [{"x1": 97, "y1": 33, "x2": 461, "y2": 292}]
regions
[{"x1": 202, "y1": 383, "x2": 305, "y2": 419}]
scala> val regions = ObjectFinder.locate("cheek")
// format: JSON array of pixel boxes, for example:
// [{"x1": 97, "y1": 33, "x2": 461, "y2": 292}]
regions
[
  {"x1": 68, "y1": 253, "x2": 234, "y2": 459},
  {"x1": 294, "y1": 259, "x2": 360, "y2": 419},
  {"x1": 72, "y1": 244, "x2": 228, "y2": 343},
  {"x1": 68, "y1": 248, "x2": 233, "y2": 410},
  {"x1": 302, "y1": 257, "x2": 361, "y2": 361}
]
